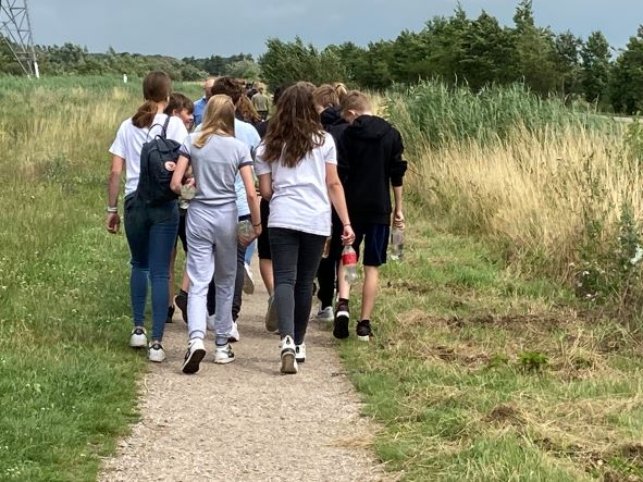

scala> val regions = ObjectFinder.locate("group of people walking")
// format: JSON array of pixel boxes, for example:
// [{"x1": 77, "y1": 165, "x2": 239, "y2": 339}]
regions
[{"x1": 106, "y1": 71, "x2": 407, "y2": 375}]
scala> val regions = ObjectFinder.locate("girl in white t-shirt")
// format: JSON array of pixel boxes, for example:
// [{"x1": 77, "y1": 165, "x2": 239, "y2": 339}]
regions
[
  {"x1": 171, "y1": 95, "x2": 261, "y2": 374},
  {"x1": 255, "y1": 83, "x2": 355, "y2": 375},
  {"x1": 107, "y1": 71, "x2": 188, "y2": 363}
]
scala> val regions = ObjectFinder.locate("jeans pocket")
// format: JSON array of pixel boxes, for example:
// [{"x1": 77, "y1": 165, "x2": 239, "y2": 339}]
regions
[{"x1": 150, "y1": 201, "x2": 179, "y2": 225}]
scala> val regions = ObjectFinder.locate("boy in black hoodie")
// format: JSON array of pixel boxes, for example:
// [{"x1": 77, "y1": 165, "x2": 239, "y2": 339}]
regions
[{"x1": 334, "y1": 91, "x2": 407, "y2": 341}]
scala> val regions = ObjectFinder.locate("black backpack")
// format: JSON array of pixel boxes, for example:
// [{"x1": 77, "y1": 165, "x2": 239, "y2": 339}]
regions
[{"x1": 135, "y1": 115, "x2": 181, "y2": 206}]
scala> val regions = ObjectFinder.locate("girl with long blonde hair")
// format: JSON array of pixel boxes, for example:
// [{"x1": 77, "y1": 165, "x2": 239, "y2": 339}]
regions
[{"x1": 171, "y1": 95, "x2": 261, "y2": 373}]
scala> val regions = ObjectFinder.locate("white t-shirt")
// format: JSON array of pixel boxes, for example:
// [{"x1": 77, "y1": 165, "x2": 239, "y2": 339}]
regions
[
  {"x1": 109, "y1": 113, "x2": 189, "y2": 196},
  {"x1": 255, "y1": 132, "x2": 337, "y2": 236}
]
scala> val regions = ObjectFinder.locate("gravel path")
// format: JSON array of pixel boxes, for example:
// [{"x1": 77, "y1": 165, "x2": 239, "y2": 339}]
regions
[{"x1": 100, "y1": 264, "x2": 387, "y2": 482}]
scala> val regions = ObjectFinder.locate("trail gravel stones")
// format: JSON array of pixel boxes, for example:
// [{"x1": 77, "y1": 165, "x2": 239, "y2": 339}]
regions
[{"x1": 100, "y1": 269, "x2": 386, "y2": 482}]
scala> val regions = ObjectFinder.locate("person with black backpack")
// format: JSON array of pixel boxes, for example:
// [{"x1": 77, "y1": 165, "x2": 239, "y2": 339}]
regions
[{"x1": 106, "y1": 71, "x2": 189, "y2": 363}]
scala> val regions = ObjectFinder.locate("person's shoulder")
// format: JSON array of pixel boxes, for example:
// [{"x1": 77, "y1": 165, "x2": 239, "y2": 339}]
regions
[
  {"x1": 235, "y1": 118, "x2": 258, "y2": 134},
  {"x1": 235, "y1": 118, "x2": 261, "y2": 142},
  {"x1": 321, "y1": 130, "x2": 335, "y2": 143},
  {"x1": 117, "y1": 117, "x2": 134, "y2": 132}
]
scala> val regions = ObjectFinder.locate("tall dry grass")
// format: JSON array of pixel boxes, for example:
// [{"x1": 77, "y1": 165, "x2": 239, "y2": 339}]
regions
[
  {"x1": 409, "y1": 125, "x2": 637, "y2": 275},
  {"x1": 385, "y1": 81, "x2": 643, "y2": 311}
]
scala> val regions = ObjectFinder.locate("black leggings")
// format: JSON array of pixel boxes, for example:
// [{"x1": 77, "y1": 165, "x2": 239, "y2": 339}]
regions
[{"x1": 270, "y1": 228, "x2": 325, "y2": 345}]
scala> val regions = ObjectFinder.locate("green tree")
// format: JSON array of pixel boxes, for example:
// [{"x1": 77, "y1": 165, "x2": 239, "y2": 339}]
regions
[
  {"x1": 512, "y1": 0, "x2": 559, "y2": 95},
  {"x1": 459, "y1": 12, "x2": 517, "y2": 90},
  {"x1": 580, "y1": 31, "x2": 611, "y2": 105},
  {"x1": 224, "y1": 59, "x2": 261, "y2": 80},
  {"x1": 611, "y1": 26, "x2": 643, "y2": 114},
  {"x1": 554, "y1": 31, "x2": 582, "y2": 98}
]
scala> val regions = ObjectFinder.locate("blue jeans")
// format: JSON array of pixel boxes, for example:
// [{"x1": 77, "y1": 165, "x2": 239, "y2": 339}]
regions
[
  {"x1": 270, "y1": 228, "x2": 326, "y2": 345},
  {"x1": 124, "y1": 194, "x2": 179, "y2": 341}
]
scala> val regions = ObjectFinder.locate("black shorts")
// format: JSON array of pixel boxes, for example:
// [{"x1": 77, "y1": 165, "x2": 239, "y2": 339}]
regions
[
  {"x1": 352, "y1": 223, "x2": 390, "y2": 267},
  {"x1": 257, "y1": 198, "x2": 271, "y2": 260},
  {"x1": 175, "y1": 208, "x2": 188, "y2": 252}
]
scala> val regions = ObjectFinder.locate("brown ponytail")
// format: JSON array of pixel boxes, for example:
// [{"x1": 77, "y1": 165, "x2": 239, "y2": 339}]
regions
[{"x1": 132, "y1": 71, "x2": 172, "y2": 128}]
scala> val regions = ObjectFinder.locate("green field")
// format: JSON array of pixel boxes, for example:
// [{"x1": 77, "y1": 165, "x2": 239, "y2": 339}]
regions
[
  {"x1": 0, "y1": 77, "x2": 199, "y2": 480},
  {"x1": 0, "y1": 76, "x2": 641, "y2": 481}
]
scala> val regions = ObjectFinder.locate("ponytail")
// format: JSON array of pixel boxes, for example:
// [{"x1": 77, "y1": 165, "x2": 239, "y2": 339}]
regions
[
  {"x1": 132, "y1": 100, "x2": 157, "y2": 128},
  {"x1": 131, "y1": 71, "x2": 173, "y2": 128}
]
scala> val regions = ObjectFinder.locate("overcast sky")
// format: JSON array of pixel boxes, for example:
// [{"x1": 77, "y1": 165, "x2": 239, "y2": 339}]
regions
[{"x1": 28, "y1": 0, "x2": 643, "y2": 58}]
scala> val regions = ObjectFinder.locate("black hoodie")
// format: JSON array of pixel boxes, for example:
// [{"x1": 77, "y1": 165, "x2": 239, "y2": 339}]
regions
[{"x1": 336, "y1": 115, "x2": 407, "y2": 225}]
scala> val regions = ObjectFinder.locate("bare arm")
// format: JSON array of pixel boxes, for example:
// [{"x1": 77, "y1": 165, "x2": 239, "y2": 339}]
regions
[
  {"x1": 170, "y1": 155, "x2": 190, "y2": 194},
  {"x1": 240, "y1": 165, "x2": 262, "y2": 236},
  {"x1": 258, "y1": 173, "x2": 273, "y2": 201},
  {"x1": 106, "y1": 155, "x2": 124, "y2": 233},
  {"x1": 393, "y1": 185, "x2": 404, "y2": 228}
]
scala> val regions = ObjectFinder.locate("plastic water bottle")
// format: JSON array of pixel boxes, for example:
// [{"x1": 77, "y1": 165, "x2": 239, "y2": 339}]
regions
[
  {"x1": 237, "y1": 219, "x2": 254, "y2": 247},
  {"x1": 180, "y1": 183, "x2": 196, "y2": 200},
  {"x1": 342, "y1": 246, "x2": 359, "y2": 284},
  {"x1": 391, "y1": 227, "x2": 404, "y2": 261}
]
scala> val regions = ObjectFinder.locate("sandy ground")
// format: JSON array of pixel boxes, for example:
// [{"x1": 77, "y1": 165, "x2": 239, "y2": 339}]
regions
[{"x1": 99, "y1": 264, "x2": 387, "y2": 482}]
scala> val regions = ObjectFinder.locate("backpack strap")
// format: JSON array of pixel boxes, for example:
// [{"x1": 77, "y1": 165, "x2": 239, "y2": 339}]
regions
[{"x1": 161, "y1": 114, "x2": 171, "y2": 139}]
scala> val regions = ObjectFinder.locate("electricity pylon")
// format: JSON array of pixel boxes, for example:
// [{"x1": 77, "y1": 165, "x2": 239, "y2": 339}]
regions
[{"x1": 0, "y1": 0, "x2": 39, "y2": 77}]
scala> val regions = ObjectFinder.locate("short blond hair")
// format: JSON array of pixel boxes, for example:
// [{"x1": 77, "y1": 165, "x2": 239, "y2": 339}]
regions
[{"x1": 340, "y1": 90, "x2": 372, "y2": 115}]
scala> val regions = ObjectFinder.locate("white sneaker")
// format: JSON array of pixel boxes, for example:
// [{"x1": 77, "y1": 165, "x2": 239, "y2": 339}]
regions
[
  {"x1": 148, "y1": 342, "x2": 166, "y2": 363},
  {"x1": 243, "y1": 263, "x2": 255, "y2": 295},
  {"x1": 129, "y1": 327, "x2": 147, "y2": 348},
  {"x1": 214, "y1": 344, "x2": 235, "y2": 364},
  {"x1": 315, "y1": 306, "x2": 334, "y2": 323},
  {"x1": 295, "y1": 343, "x2": 306, "y2": 363},
  {"x1": 265, "y1": 296, "x2": 279, "y2": 333},
  {"x1": 280, "y1": 336, "x2": 298, "y2": 374},
  {"x1": 228, "y1": 322, "x2": 240, "y2": 343},
  {"x1": 207, "y1": 314, "x2": 215, "y2": 332},
  {"x1": 182, "y1": 338, "x2": 206, "y2": 374}
]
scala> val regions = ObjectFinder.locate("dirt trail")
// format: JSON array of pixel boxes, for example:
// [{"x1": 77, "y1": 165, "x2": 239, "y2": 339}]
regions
[{"x1": 100, "y1": 263, "x2": 386, "y2": 482}]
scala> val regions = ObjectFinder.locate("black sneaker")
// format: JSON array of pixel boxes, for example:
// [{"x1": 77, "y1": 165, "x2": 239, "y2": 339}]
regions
[
  {"x1": 356, "y1": 320, "x2": 373, "y2": 342},
  {"x1": 174, "y1": 291, "x2": 188, "y2": 324},
  {"x1": 166, "y1": 305, "x2": 175, "y2": 323},
  {"x1": 333, "y1": 301, "x2": 350, "y2": 340}
]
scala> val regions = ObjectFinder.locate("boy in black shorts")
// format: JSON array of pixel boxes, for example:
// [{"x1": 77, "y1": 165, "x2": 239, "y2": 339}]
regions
[{"x1": 333, "y1": 91, "x2": 407, "y2": 341}]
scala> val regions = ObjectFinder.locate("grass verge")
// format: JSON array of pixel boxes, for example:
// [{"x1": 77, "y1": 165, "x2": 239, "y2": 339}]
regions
[
  {"x1": 339, "y1": 218, "x2": 643, "y2": 481},
  {"x1": 0, "y1": 77, "x2": 199, "y2": 481}
]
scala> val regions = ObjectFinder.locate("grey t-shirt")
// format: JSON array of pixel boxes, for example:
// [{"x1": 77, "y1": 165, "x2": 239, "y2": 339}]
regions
[{"x1": 180, "y1": 133, "x2": 253, "y2": 207}]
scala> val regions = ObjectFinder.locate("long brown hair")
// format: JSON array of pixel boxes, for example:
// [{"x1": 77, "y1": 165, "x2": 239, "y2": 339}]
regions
[
  {"x1": 194, "y1": 95, "x2": 235, "y2": 148},
  {"x1": 132, "y1": 71, "x2": 172, "y2": 128},
  {"x1": 262, "y1": 82, "x2": 323, "y2": 168},
  {"x1": 237, "y1": 94, "x2": 261, "y2": 124}
]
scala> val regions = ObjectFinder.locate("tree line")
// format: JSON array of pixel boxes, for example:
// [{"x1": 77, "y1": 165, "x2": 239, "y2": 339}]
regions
[
  {"x1": 259, "y1": 1, "x2": 643, "y2": 115},
  {"x1": 0, "y1": 40, "x2": 258, "y2": 81},
  {"x1": 1, "y1": 1, "x2": 642, "y2": 113}
]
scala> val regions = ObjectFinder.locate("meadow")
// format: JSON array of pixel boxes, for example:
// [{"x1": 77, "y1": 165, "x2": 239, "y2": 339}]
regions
[
  {"x1": 0, "y1": 76, "x2": 199, "y2": 480},
  {"x1": 0, "y1": 76, "x2": 641, "y2": 481}
]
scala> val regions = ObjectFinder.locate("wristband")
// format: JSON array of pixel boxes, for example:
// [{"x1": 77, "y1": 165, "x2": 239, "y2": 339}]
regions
[
  {"x1": 253, "y1": 222, "x2": 262, "y2": 227},
  {"x1": 343, "y1": 223, "x2": 351, "y2": 227},
  {"x1": 106, "y1": 206, "x2": 118, "y2": 213}
]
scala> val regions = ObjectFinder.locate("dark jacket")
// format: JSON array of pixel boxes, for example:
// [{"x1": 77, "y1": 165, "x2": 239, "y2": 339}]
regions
[
  {"x1": 320, "y1": 106, "x2": 349, "y2": 145},
  {"x1": 336, "y1": 115, "x2": 407, "y2": 225}
]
